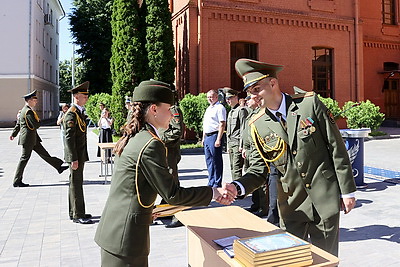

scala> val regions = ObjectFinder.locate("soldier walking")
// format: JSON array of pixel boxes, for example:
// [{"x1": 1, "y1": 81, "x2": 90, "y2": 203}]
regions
[{"x1": 10, "y1": 90, "x2": 68, "y2": 187}]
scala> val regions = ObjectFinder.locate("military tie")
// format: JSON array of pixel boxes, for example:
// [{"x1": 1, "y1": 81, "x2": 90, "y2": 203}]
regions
[{"x1": 276, "y1": 111, "x2": 287, "y2": 130}]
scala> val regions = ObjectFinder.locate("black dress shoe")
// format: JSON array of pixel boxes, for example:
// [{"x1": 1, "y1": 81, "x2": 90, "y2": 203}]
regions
[
  {"x1": 70, "y1": 214, "x2": 92, "y2": 220},
  {"x1": 13, "y1": 182, "x2": 30, "y2": 187},
  {"x1": 165, "y1": 220, "x2": 183, "y2": 228},
  {"x1": 73, "y1": 218, "x2": 94, "y2": 224},
  {"x1": 253, "y1": 210, "x2": 268, "y2": 218},
  {"x1": 245, "y1": 206, "x2": 259, "y2": 213},
  {"x1": 58, "y1": 165, "x2": 69, "y2": 174}
]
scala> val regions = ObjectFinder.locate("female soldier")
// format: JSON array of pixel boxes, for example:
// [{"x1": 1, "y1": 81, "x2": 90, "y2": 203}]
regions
[{"x1": 95, "y1": 80, "x2": 234, "y2": 266}]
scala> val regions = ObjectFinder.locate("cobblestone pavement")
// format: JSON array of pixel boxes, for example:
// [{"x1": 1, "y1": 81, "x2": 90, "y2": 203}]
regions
[{"x1": 0, "y1": 126, "x2": 399, "y2": 266}]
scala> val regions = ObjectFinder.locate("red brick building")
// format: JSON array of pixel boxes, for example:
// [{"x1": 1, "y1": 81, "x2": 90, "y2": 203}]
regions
[{"x1": 171, "y1": 0, "x2": 400, "y2": 124}]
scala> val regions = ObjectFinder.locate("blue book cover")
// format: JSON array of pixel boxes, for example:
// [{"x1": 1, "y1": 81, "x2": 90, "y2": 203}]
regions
[{"x1": 237, "y1": 232, "x2": 309, "y2": 254}]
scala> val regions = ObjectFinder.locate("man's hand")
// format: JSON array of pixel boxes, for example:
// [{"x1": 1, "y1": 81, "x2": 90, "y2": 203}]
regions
[
  {"x1": 341, "y1": 197, "x2": 356, "y2": 214},
  {"x1": 71, "y1": 161, "x2": 79, "y2": 171},
  {"x1": 213, "y1": 183, "x2": 237, "y2": 205},
  {"x1": 224, "y1": 183, "x2": 238, "y2": 197},
  {"x1": 214, "y1": 139, "x2": 221, "y2": 147}
]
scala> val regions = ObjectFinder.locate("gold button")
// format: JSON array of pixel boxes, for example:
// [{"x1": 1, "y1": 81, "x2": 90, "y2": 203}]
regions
[
  {"x1": 297, "y1": 162, "x2": 302, "y2": 167},
  {"x1": 305, "y1": 183, "x2": 311, "y2": 188},
  {"x1": 301, "y1": 172, "x2": 306, "y2": 177},
  {"x1": 292, "y1": 150, "x2": 297, "y2": 155}
]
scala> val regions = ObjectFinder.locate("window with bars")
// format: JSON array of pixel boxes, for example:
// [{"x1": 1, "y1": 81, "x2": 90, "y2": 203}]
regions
[
  {"x1": 312, "y1": 47, "x2": 333, "y2": 98},
  {"x1": 383, "y1": 0, "x2": 396, "y2": 25}
]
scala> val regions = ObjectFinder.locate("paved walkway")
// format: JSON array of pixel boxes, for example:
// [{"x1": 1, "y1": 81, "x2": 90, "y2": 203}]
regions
[{"x1": 0, "y1": 126, "x2": 399, "y2": 266}]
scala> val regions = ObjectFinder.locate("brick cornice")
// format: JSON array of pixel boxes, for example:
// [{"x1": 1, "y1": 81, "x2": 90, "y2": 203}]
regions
[
  {"x1": 203, "y1": 1, "x2": 353, "y2": 32},
  {"x1": 364, "y1": 41, "x2": 400, "y2": 50}
]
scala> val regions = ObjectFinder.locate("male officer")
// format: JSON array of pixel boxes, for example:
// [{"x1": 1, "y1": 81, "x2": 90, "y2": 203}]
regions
[
  {"x1": 225, "y1": 88, "x2": 248, "y2": 180},
  {"x1": 63, "y1": 81, "x2": 93, "y2": 224},
  {"x1": 226, "y1": 59, "x2": 356, "y2": 256},
  {"x1": 10, "y1": 90, "x2": 68, "y2": 187}
]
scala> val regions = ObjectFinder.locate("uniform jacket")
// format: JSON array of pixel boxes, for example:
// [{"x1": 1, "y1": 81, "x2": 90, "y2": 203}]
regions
[
  {"x1": 63, "y1": 105, "x2": 89, "y2": 163},
  {"x1": 159, "y1": 105, "x2": 183, "y2": 150},
  {"x1": 227, "y1": 104, "x2": 248, "y2": 147},
  {"x1": 95, "y1": 124, "x2": 212, "y2": 257},
  {"x1": 237, "y1": 93, "x2": 356, "y2": 221},
  {"x1": 11, "y1": 105, "x2": 42, "y2": 146}
]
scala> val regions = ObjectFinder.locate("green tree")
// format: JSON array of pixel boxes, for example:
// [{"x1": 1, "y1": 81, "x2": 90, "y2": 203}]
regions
[
  {"x1": 69, "y1": 0, "x2": 113, "y2": 94},
  {"x1": 59, "y1": 59, "x2": 85, "y2": 103},
  {"x1": 145, "y1": 0, "x2": 175, "y2": 85},
  {"x1": 110, "y1": 0, "x2": 148, "y2": 133}
]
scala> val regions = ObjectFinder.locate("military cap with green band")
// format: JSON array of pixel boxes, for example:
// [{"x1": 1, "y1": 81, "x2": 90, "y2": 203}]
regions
[
  {"x1": 133, "y1": 79, "x2": 174, "y2": 105},
  {"x1": 235, "y1": 59, "x2": 284, "y2": 90},
  {"x1": 68, "y1": 81, "x2": 90, "y2": 94},
  {"x1": 23, "y1": 90, "x2": 38, "y2": 100}
]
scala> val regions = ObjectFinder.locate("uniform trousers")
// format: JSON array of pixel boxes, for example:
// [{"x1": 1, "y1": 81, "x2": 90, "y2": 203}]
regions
[
  {"x1": 280, "y1": 208, "x2": 340, "y2": 256},
  {"x1": 227, "y1": 144, "x2": 244, "y2": 180},
  {"x1": 204, "y1": 133, "x2": 223, "y2": 187},
  {"x1": 266, "y1": 164, "x2": 280, "y2": 225},
  {"x1": 68, "y1": 161, "x2": 86, "y2": 219},
  {"x1": 14, "y1": 142, "x2": 63, "y2": 184}
]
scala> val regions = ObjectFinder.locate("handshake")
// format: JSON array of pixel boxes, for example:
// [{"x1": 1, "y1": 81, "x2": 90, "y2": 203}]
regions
[{"x1": 212, "y1": 183, "x2": 239, "y2": 205}]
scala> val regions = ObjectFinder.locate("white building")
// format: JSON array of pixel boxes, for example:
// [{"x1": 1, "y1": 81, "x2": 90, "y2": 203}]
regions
[{"x1": 0, "y1": 0, "x2": 64, "y2": 127}]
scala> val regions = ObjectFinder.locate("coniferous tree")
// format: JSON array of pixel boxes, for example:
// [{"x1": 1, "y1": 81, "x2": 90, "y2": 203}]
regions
[
  {"x1": 110, "y1": 0, "x2": 147, "y2": 132},
  {"x1": 145, "y1": 0, "x2": 175, "y2": 86},
  {"x1": 69, "y1": 0, "x2": 113, "y2": 94}
]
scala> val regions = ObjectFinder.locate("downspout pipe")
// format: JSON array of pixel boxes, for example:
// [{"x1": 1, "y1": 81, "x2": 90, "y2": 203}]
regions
[{"x1": 28, "y1": 0, "x2": 32, "y2": 94}]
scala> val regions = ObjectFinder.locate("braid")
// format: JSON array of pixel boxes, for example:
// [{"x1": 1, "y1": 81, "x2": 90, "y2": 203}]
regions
[{"x1": 114, "y1": 102, "x2": 151, "y2": 156}]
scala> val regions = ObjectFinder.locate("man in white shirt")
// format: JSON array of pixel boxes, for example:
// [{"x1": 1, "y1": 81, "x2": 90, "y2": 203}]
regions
[{"x1": 202, "y1": 89, "x2": 226, "y2": 187}]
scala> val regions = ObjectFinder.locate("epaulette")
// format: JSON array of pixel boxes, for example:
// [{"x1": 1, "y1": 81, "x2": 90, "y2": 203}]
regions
[
  {"x1": 248, "y1": 108, "x2": 265, "y2": 125},
  {"x1": 291, "y1": 91, "x2": 315, "y2": 99},
  {"x1": 65, "y1": 105, "x2": 77, "y2": 115}
]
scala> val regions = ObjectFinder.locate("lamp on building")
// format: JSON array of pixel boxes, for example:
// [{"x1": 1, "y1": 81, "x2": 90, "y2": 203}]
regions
[{"x1": 381, "y1": 72, "x2": 395, "y2": 92}]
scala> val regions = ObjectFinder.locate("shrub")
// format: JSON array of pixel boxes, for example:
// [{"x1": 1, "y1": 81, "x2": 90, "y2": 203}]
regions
[
  {"x1": 342, "y1": 100, "x2": 385, "y2": 131},
  {"x1": 318, "y1": 95, "x2": 342, "y2": 119},
  {"x1": 179, "y1": 93, "x2": 208, "y2": 141},
  {"x1": 85, "y1": 93, "x2": 113, "y2": 126}
]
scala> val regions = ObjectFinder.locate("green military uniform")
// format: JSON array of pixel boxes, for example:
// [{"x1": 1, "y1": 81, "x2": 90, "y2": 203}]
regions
[
  {"x1": 11, "y1": 91, "x2": 64, "y2": 186},
  {"x1": 95, "y1": 80, "x2": 213, "y2": 266},
  {"x1": 63, "y1": 83, "x2": 90, "y2": 220},
  {"x1": 241, "y1": 107, "x2": 268, "y2": 215},
  {"x1": 226, "y1": 101, "x2": 248, "y2": 179},
  {"x1": 159, "y1": 105, "x2": 184, "y2": 180},
  {"x1": 234, "y1": 59, "x2": 356, "y2": 256}
]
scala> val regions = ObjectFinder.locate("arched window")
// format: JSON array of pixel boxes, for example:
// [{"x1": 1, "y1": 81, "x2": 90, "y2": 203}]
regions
[{"x1": 312, "y1": 47, "x2": 333, "y2": 98}]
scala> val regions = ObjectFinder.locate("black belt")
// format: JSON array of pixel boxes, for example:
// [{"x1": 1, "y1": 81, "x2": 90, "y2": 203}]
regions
[{"x1": 205, "y1": 131, "x2": 218, "y2": 137}]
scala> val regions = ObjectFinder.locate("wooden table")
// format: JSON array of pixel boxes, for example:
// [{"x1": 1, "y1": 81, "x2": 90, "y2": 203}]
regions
[
  {"x1": 175, "y1": 206, "x2": 339, "y2": 267},
  {"x1": 97, "y1": 142, "x2": 116, "y2": 184}
]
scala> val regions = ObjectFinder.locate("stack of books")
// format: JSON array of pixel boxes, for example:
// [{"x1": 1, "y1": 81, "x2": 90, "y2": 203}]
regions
[{"x1": 233, "y1": 232, "x2": 313, "y2": 266}]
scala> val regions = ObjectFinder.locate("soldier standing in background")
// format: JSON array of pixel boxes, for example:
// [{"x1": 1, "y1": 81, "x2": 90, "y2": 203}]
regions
[
  {"x1": 159, "y1": 102, "x2": 185, "y2": 228},
  {"x1": 63, "y1": 81, "x2": 93, "y2": 224},
  {"x1": 10, "y1": 90, "x2": 68, "y2": 187},
  {"x1": 225, "y1": 88, "x2": 248, "y2": 179}
]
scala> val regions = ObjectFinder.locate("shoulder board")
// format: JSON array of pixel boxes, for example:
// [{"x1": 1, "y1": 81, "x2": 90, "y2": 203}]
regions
[
  {"x1": 248, "y1": 108, "x2": 265, "y2": 125},
  {"x1": 291, "y1": 91, "x2": 315, "y2": 99},
  {"x1": 64, "y1": 106, "x2": 77, "y2": 116}
]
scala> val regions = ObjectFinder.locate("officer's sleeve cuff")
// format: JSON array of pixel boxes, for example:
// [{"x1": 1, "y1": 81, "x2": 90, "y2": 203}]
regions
[
  {"x1": 232, "y1": 181, "x2": 245, "y2": 197},
  {"x1": 341, "y1": 192, "x2": 356, "y2": 198}
]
